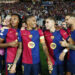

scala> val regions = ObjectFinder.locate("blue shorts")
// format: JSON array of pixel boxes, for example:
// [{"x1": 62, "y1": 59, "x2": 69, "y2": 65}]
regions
[
  {"x1": 22, "y1": 63, "x2": 40, "y2": 75},
  {"x1": 50, "y1": 65, "x2": 64, "y2": 75},
  {"x1": 67, "y1": 62, "x2": 75, "y2": 74},
  {"x1": 6, "y1": 63, "x2": 16, "y2": 75}
]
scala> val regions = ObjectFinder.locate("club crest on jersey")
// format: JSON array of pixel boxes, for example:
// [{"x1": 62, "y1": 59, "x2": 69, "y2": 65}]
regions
[
  {"x1": 51, "y1": 36, "x2": 54, "y2": 39},
  {"x1": 29, "y1": 35, "x2": 33, "y2": 38},
  {"x1": 28, "y1": 41, "x2": 35, "y2": 48},
  {"x1": 50, "y1": 43, "x2": 56, "y2": 49}
]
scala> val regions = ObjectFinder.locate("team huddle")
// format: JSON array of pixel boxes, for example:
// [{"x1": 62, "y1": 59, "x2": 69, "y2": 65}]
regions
[{"x1": 0, "y1": 13, "x2": 75, "y2": 75}]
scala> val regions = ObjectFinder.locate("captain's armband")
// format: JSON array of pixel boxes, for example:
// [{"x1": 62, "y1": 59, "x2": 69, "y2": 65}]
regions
[{"x1": 40, "y1": 36, "x2": 45, "y2": 43}]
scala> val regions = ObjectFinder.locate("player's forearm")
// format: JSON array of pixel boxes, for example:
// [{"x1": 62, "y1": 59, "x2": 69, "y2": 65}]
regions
[
  {"x1": 13, "y1": 48, "x2": 22, "y2": 64},
  {"x1": 63, "y1": 42, "x2": 75, "y2": 50},
  {"x1": 40, "y1": 37, "x2": 52, "y2": 62},
  {"x1": 59, "y1": 48, "x2": 68, "y2": 61},
  {"x1": 13, "y1": 42, "x2": 22, "y2": 65},
  {"x1": 42, "y1": 43, "x2": 51, "y2": 60},
  {"x1": 0, "y1": 43, "x2": 10, "y2": 48},
  {"x1": 68, "y1": 44, "x2": 75, "y2": 50}
]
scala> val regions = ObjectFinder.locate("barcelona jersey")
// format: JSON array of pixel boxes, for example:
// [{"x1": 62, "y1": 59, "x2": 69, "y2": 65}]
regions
[
  {"x1": 0, "y1": 28, "x2": 22, "y2": 63},
  {"x1": 21, "y1": 29, "x2": 44, "y2": 64},
  {"x1": 44, "y1": 29, "x2": 69, "y2": 65}
]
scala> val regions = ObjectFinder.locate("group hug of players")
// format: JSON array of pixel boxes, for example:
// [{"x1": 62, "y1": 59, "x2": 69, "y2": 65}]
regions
[{"x1": 0, "y1": 13, "x2": 75, "y2": 75}]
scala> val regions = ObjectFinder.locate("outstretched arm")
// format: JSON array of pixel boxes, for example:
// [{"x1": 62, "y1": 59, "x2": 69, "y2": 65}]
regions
[{"x1": 40, "y1": 36, "x2": 54, "y2": 74}]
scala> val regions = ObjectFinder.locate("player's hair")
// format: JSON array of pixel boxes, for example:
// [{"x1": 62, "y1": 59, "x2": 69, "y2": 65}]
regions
[
  {"x1": 66, "y1": 13, "x2": 75, "y2": 18},
  {"x1": 11, "y1": 13, "x2": 22, "y2": 29},
  {"x1": 25, "y1": 15, "x2": 35, "y2": 24},
  {"x1": 45, "y1": 17, "x2": 56, "y2": 22}
]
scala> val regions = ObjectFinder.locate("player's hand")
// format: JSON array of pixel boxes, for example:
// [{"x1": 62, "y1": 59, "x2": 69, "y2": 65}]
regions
[
  {"x1": 8, "y1": 40, "x2": 18, "y2": 47},
  {"x1": 48, "y1": 59, "x2": 53, "y2": 74},
  {"x1": 59, "y1": 52, "x2": 65, "y2": 61},
  {"x1": 9, "y1": 64, "x2": 16, "y2": 73},
  {"x1": 60, "y1": 39, "x2": 69, "y2": 47}
]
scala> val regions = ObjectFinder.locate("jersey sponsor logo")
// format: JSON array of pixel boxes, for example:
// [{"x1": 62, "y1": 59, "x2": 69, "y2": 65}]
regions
[
  {"x1": 28, "y1": 41, "x2": 35, "y2": 48},
  {"x1": 50, "y1": 43, "x2": 56, "y2": 49}
]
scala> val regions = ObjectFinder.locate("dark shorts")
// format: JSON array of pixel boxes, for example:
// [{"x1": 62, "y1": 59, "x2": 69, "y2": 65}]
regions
[
  {"x1": 22, "y1": 63, "x2": 40, "y2": 75},
  {"x1": 50, "y1": 65, "x2": 64, "y2": 75},
  {"x1": 67, "y1": 62, "x2": 75, "y2": 74}
]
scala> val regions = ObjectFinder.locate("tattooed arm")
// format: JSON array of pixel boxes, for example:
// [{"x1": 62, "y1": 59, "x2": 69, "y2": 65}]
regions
[
  {"x1": 0, "y1": 38, "x2": 18, "y2": 48},
  {"x1": 40, "y1": 36, "x2": 54, "y2": 74},
  {"x1": 60, "y1": 37, "x2": 75, "y2": 50},
  {"x1": 9, "y1": 42, "x2": 22, "y2": 73}
]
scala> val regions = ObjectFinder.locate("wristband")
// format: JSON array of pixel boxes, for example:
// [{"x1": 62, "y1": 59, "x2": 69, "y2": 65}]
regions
[{"x1": 63, "y1": 49, "x2": 68, "y2": 53}]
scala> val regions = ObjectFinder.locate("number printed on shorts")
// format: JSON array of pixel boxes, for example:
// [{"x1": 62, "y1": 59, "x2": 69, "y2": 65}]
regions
[{"x1": 7, "y1": 64, "x2": 12, "y2": 71}]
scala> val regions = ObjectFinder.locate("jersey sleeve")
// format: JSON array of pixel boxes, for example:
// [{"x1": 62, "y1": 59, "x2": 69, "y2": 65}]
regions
[
  {"x1": 60, "y1": 29, "x2": 69, "y2": 41},
  {"x1": 0, "y1": 29, "x2": 8, "y2": 40},
  {"x1": 38, "y1": 29, "x2": 44, "y2": 39}
]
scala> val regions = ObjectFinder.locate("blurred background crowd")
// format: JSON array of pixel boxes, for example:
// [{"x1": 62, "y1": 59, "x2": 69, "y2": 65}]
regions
[{"x1": 0, "y1": 0, "x2": 75, "y2": 28}]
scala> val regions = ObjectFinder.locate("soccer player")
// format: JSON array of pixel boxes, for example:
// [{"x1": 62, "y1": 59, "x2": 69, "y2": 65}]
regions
[
  {"x1": 0, "y1": 14, "x2": 22, "y2": 75},
  {"x1": 44, "y1": 17, "x2": 69, "y2": 75},
  {"x1": 60, "y1": 14, "x2": 75, "y2": 75},
  {"x1": 0, "y1": 24, "x2": 5, "y2": 75}
]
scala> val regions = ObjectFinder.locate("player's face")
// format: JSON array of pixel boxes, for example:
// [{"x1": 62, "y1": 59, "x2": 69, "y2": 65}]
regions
[
  {"x1": 45, "y1": 19, "x2": 55, "y2": 30},
  {"x1": 3, "y1": 18, "x2": 11, "y2": 26},
  {"x1": 65, "y1": 16, "x2": 71, "y2": 25},
  {"x1": 62, "y1": 22, "x2": 67, "y2": 28},
  {"x1": 30, "y1": 17, "x2": 36, "y2": 28},
  {"x1": 11, "y1": 15, "x2": 19, "y2": 28}
]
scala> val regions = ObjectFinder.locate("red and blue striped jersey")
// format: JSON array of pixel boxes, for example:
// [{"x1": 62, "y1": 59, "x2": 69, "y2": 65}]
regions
[
  {"x1": 44, "y1": 29, "x2": 69, "y2": 65},
  {"x1": 0, "y1": 28, "x2": 22, "y2": 63},
  {"x1": 21, "y1": 29, "x2": 44, "y2": 64}
]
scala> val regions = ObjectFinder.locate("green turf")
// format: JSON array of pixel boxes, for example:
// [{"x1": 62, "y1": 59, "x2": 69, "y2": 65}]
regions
[{"x1": 40, "y1": 44, "x2": 49, "y2": 75}]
